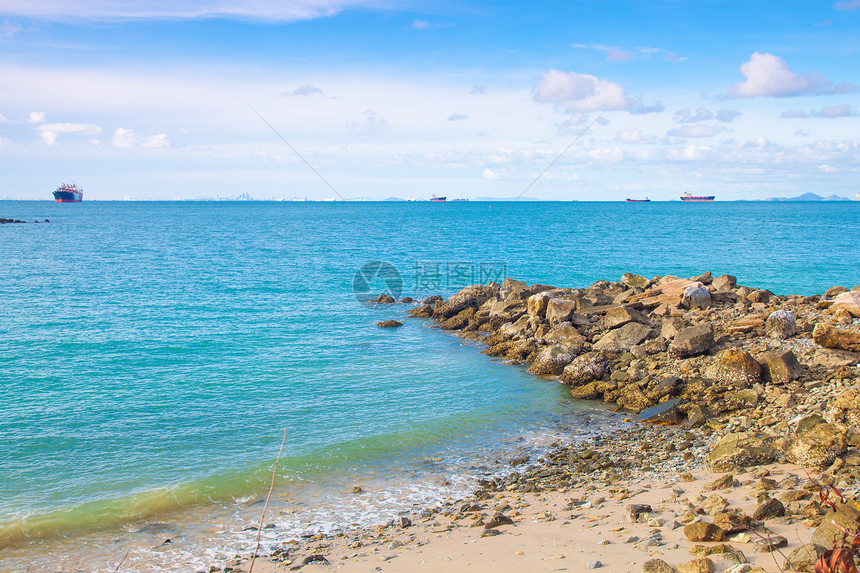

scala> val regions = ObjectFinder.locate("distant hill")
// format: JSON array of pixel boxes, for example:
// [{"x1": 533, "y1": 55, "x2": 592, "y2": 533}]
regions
[{"x1": 766, "y1": 192, "x2": 851, "y2": 202}]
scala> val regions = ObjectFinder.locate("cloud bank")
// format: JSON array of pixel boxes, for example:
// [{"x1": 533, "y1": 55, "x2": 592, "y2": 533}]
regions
[
  {"x1": 725, "y1": 52, "x2": 857, "y2": 98},
  {"x1": 533, "y1": 70, "x2": 662, "y2": 114}
]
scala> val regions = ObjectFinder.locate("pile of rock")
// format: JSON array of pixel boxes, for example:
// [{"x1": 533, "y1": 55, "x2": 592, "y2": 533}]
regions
[{"x1": 407, "y1": 273, "x2": 860, "y2": 484}]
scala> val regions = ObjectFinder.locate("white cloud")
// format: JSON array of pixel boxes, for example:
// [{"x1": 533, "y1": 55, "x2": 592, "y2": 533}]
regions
[
  {"x1": 447, "y1": 113, "x2": 468, "y2": 121},
  {"x1": 666, "y1": 125, "x2": 727, "y2": 138},
  {"x1": 533, "y1": 70, "x2": 630, "y2": 113},
  {"x1": 411, "y1": 19, "x2": 430, "y2": 29},
  {"x1": 834, "y1": 0, "x2": 860, "y2": 10},
  {"x1": 614, "y1": 130, "x2": 656, "y2": 144},
  {"x1": 347, "y1": 109, "x2": 388, "y2": 135},
  {"x1": 781, "y1": 105, "x2": 857, "y2": 119},
  {"x1": 470, "y1": 85, "x2": 488, "y2": 95},
  {"x1": 1, "y1": 19, "x2": 21, "y2": 37},
  {"x1": 0, "y1": 0, "x2": 382, "y2": 21},
  {"x1": 674, "y1": 108, "x2": 713, "y2": 123},
  {"x1": 28, "y1": 111, "x2": 45, "y2": 123},
  {"x1": 0, "y1": 112, "x2": 6, "y2": 123},
  {"x1": 726, "y1": 52, "x2": 857, "y2": 98},
  {"x1": 37, "y1": 122, "x2": 101, "y2": 144},
  {"x1": 282, "y1": 85, "x2": 323, "y2": 97},
  {"x1": 113, "y1": 127, "x2": 170, "y2": 147},
  {"x1": 715, "y1": 109, "x2": 742, "y2": 123}
]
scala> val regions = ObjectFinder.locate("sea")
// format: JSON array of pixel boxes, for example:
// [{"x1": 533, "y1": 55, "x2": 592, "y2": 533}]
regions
[{"x1": 0, "y1": 200, "x2": 858, "y2": 572}]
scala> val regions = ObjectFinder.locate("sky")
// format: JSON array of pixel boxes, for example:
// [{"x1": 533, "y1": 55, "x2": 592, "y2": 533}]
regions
[{"x1": 0, "y1": 0, "x2": 859, "y2": 201}]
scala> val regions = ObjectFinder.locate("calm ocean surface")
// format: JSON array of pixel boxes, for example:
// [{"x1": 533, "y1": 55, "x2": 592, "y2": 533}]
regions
[{"x1": 0, "y1": 200, "x2": 857, "y2": 571}]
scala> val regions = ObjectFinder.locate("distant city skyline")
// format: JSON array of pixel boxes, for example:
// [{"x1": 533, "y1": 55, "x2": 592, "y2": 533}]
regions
[{"x1": 0, "y1": 0, "x2": 858, "y2": 201}]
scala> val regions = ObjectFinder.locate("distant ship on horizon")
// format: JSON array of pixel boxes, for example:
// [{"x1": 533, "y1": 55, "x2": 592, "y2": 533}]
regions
[
  {"x1": 53, "y1": 183, "x2": 83, "y2": 203},
  {"x1": 430, "y1": 195, "x2": 446, "y2": 202},
  {"x1": 680, "y1": 192, "x2": 715, "y2": 202},
  {"x1": 626, "y1": 197, "x2": 650, "y2": 203}
]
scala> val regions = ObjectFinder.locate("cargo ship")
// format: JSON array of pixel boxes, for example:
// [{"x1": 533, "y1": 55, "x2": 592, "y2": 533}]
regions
[
  {"x1": 626, "y1": 197, "x2": 651, "y2": 203},
  {"x1": 680, "y1": 192, "x2": 714, "y2": 202},
  {"x1": 430, "y1": 195, "x2": 446, "y2": 202},
  {"x1": 53, "y1": 183, "x2": 83, "y2": 202}
]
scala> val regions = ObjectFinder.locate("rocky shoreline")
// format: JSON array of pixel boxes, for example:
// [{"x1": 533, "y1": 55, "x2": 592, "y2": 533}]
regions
[{"x1": 235, "y1": 273, "x2": 860, "y2": 573}]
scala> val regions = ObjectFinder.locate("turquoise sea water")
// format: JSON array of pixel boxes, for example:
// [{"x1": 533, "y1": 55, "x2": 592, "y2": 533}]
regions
[{"x1": 1, "y1": 200, "x2": 858, "y2": 571}]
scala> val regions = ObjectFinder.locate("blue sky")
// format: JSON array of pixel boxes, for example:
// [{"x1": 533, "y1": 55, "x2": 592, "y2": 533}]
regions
[{"x1": 1, "y1": 0, "x2": 859, "y2": 200}]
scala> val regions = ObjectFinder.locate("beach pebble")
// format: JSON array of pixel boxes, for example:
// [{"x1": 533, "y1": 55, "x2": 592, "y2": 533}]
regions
[{"x1": 586, "y1": 560, "x2": 603, "y2": 569}]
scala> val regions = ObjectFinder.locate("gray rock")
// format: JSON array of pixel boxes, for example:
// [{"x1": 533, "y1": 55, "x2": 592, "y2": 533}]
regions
[
  {"x1": 586, "y1": 561, "x2": 603, "y2": 569},
  {"x1": 527, "y1": 344, "x2": 577, "y2": 376},
  {"x1": 603, "y1": 305, "x2": 649, "y2": 330},
  {"x1": 765, "y1": 310, "x2": 796, "y2": 339},
  {"x1": 593, "y1": 322, "x2": 652, "y2": 354},
  {"x1": 681, "y1": 285, "x2": 712, "y2": 310},
  {"x1": 559, "y1": 352, "x2": 609, "y2": 386},
  {"x1": 635, "y1": 398, "x2": 683, "y2": 424},
  {"x1": 707, "y1": 433, "x2": 776, "y2": 471}
]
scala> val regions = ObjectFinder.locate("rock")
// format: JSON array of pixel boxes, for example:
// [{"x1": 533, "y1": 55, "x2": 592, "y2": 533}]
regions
[
  {"x1": 824, "y1": 386, "x2": 860, "y2": 426},
  {"x1": 622, "y1": 273, "x2": 649, "y2": 288},
  {"x1": 635, "y1": 398, "x2": 683, "y2": 424},
  {"x1": 796, "y1": 414, "x2": 826, "y2": 434},
  {"x1": 586, "y1": 561, "x2": 603, "y2": 570},
  {"x1": 784, "y1": 544, "x2": 822, "y2": 573},
  {"x1": 684, "y1": 522, "x2": 725, "y2": 542},
  {"x1": 434, "y1": 284, "x2": 498, "y2": 318},
  {"x1": 752, "y1": 497, "x2": 785, "y2": 520},
  {"x1": 813, "y1": 324, "x2": 860, "y2": 352},
  {"x1": 723, "y1": 388, "x2": 759, "y2": 411},
  {"x1": 754, "y1": 534, "x2": 787, "y2": 552},
  {"x1": 705, "y1": 348, "x2": 761, "y2": 388},
  {"x1": 765, "y1": 310, "x2": 796, "y2": 339},
  {"x1": 831, "y1": 290, "x2": 860, "y2": 318},
  {"x1": 787, "y1": 422, "x2": 847, "y2": 469},
  {"x1": 692, "y1": 271, "x2": 713, "y2": 285},
  {"x1": 713, "y1": 274, "x2": 737, "y2": 291},
  {"x1": 527, "y1": 292, "x2": 553, "y2": 318},
  {"x1": 709, "y1": 552, "x2": 745, "y2": 569},
  {"x1": 603, "y1": 305, "x2": 648, "y2": 330},
  {"x1": 812, "y1": 498, "x2": 860, "y2": 549},
  {"x1": 713, "y1": 511, "x2": 752, "y2": 534},
  {"x1": 500, "y1": 278, "x2": 528, "y2": 300},
  {"x1": 661, "y1": 317, "x2": 685, "y2": 340},
  {"x1": 704, "y1": 474, "x2": 735, "y2": 491},
  {"x1": 375, "y1": 294, "x2": 396, "y2": 304},
  {"x1": 484, "y1": 513, "x2": 514, "y2": 529},
  {"x1": 543, "y1": 326, "x2": 587, "y2": 348},
  {"x1": 560, "y1": 352, "x2": 609, "y2": 386},
  {"x1": 376, "y1": 320, "x2": 403, "y2": 327},
  {"x1": 527, "y1": 344, "x2": 577, "y2": 376},
  {"x1": 669, "y1": 323, "x2": 715, "y2": 358},
  {"x1": 707, "y1": 433, "x2": 776, "y2": 471},
  {"x1": 407, "y1": 303, "x2": 434, "y2": 318},
  {"x1": 616, "y1": 384, "x2": 652, "y2": 413},
  {"x1": 760, "y1": 350, "x2": 803, "y2": 385},
  {"x1": 676, "y1": 557, "x2": 715, "y2": 573},
  {"x1": 626, "y1": 503, "x2": 653, "y2": 523},
  {"x1": 546, "y1": 298, "x2": 579, "y2": 325},
  {"x1": 569, "y1": 381, "x2": 601, "y2": 399},
  {"x1": 826, "y1": 286, "x2": 849, "y2": 297},
  {"x1": 440, "y1": 307, "x2": 474, "y2": 330},
  {"x1": 593, "y1": 322, "x2": 652, "y2": 354},
  {"x1": 747, "y1": 289, "x2": 772, "y2": 304},
  {"x1": 642, "y1": 559, "x2": 675, "y2": 573},
  {"x1": 682, "y1": 285, "x2": 712, "y2": 310}
]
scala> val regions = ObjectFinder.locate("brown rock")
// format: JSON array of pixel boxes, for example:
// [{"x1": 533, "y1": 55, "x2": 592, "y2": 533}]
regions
[
  {"x1": 812, "y1": 498, "x2": 860, "y2": 549},
  {"x1": 784, "y1": 544, "x2": 822, "y2": 573},
  {"x1": 527, "y1": 292, "x2": 553, "y2": 318},
  {"x1": 545, "y1": 298, "x2": 578, "y2": 325},
  {"x1": 712, "y1": 274, "x2": 737, "y2": 291},
  {"x1": 705, "y1": 348, "x2": 761, "y2": 388},
  {"x1": 787, "y1": 422, "x2": 847, "y2": 469},
  {"x1": 707, "y1": 433, "x2": 776, "y2": 471},
  {"x1": 527, "y1": 344, "x2": 577, "y2": 376},
  {"x1": 621, "y1": 272, "x2": 649, "y2": 288},
  {"x1": 675, "y1": 558, "x2": 714, "y2": 573},
  {"x1": 813, "y1": 324, "x2": 860, "y2": 352},
  {"x1": 713, "y1": 511, "x2": 752, "y2": 534},
  {"x1": 831, "y1": 290, "x2": 860, "y2": 318},
  {"x1": 752, "y1": 497, "x2": 785, "y2": 520},
  {"x1": 825, "y1": 386, "x2": 860, "y2": 426},
  {"x1": 669, "y1": 323, "x2": 715, "y2": 358},
  {"x1": 569, "y1": 381, "x2": 601, "y2": 400},
  {"x1": 703, "y1": 474, "x2": 735, "y2": 491},
  {"x1": 760, "y1": 349, "x2": 804, "y2": 385},
  {"x1": 615, "y1": 384, "x2": 652, "y2": 413},
  {"x1": 641, "y1": 558, "x2": 674, "y2": 573},
  {"x1": 683, "y1": 521, "x2": 725, "y2": 542},
  {"x1": 376, "y1": 320, "x2": 403, "y2": 328},
  {"x1": 375, "y1": 294, "x2": 396, "y2": 304},
  {"x1": 593, "y1": 322, "x2": 652, "y2": 354},
  {"x1": 602, "y1": 305, "x2": 648, "y2": 330}
]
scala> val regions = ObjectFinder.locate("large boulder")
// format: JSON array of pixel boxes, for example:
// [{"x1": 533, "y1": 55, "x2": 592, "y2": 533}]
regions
[
  {"x1": 615, "y1": 383, "x2": 652, "y2": 412},
  {"x1": 824, "y1": 384, "x2": 860, "y2": 426},
  {"x1": 712, "y1": 274, "x2": 737, "y2": 291},
  {"x1": 681, "y1": 284, "x2": 712, "y2": 310},
  {"x1": 765, "y1": 310, "x2": 796, "y2": 339},
  {"x1": 705, "y1": 348, "x2": 761, "y2": 388},
  {"x1": 760, "y1": 350, "x2": 804, "y2": 385},
  {"x1": 527, "y1": 291, "x2": 553, "y2": 318},
  {"x1": 787, "y1": 422, "x2": 847, "y2": 469},
  {"x1": 635, "y1": 397, "x2": 683, "y2": 424},
  {"x1": 813, "y1": 324, "x2": 860, "y2": 352},
  {"x1": 542, "y1": 326, "x2": 587, "y2": 348},
  {"x1": 621, "y1": 272, "x2": 649, "y2": 288},
  {"x1": 500, "y1": 278, "x2": 528, "y2": 300},
  {"x1": 593, "y1": 322, "x2": 651, "y2": 354},
  {"x1": 546, "y1": 298, "x2": 578, "y2": 325},
  {"x1": 669, "y1": 323, "x2": 715, "y2": 358},
  {"x1": 434, "y1": 284, "x2": 498, "y2": 318},
  {"x1": 527, "y1": 344, "x2": 577, "y2": 376},
  {"x1": 602, "y1": 305, "x2": 648, "y2": 330},
  {"x1": 707, "y1": 432, "x2": 776, "y2": 471},
  {"x1": 831, "y1": 290, "x2": 860, "y2": 318},
  {"x1": 812, "y1": 498, "x2": 860, "y2": 549},
  {"x1": 559, "y1": 352, "x2": 608, "y2": 386}
]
